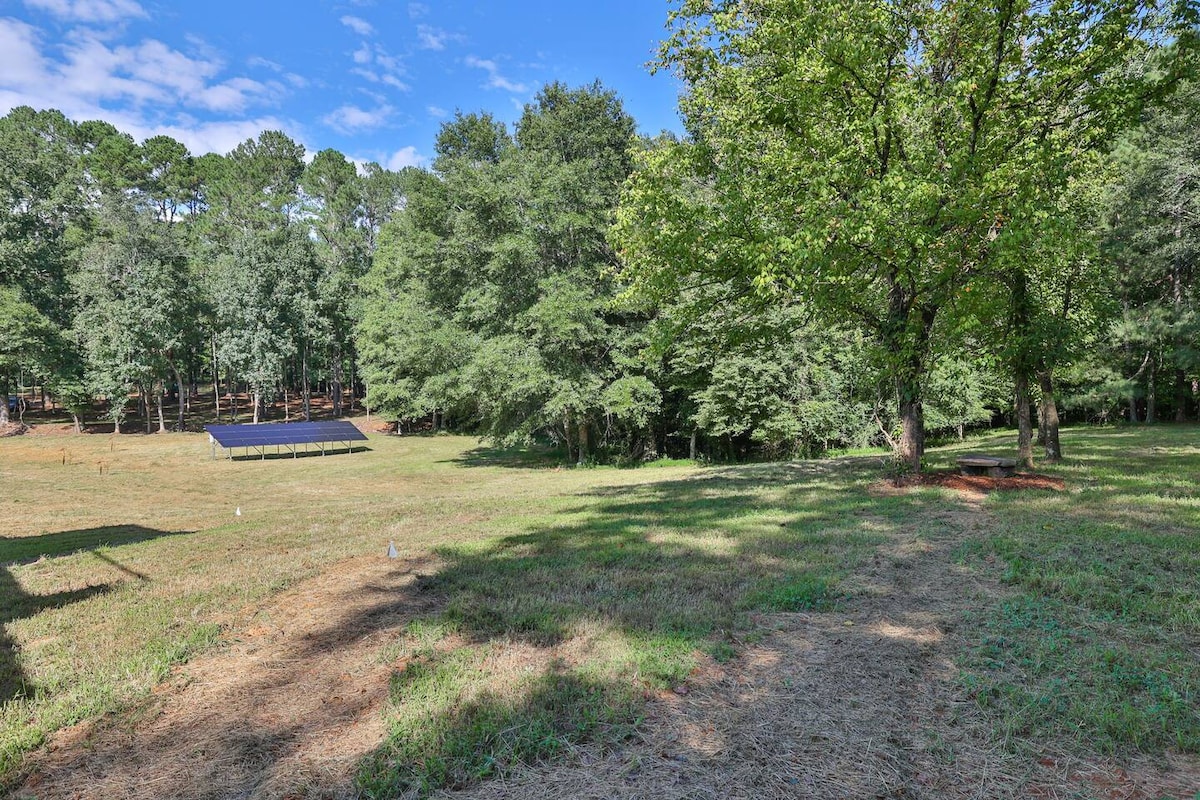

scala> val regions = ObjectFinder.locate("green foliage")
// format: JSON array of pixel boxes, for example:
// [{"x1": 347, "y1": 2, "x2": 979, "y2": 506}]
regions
[
  {"x1": 71, "y1": 199, "x2": 194, "y2": 426},
  {"x1": 0, "y1": 107, "x2": 81, "y2": 324},
  {"x1": 1099, "y1": 80, "x2": 1200, "y2": 421},
  {"x1": 213, "y1": 226, "x2": 319, "y2": 414},
  {"x1": 614, "y1": 0, "x2": 1195, "y2": 468},
  {"x1": 358, "y1": 82, "x2": 652, "y2": 459}
]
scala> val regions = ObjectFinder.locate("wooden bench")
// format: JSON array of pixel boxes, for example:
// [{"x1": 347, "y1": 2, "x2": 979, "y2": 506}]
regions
[{"x1": 956, "y1": 454, "x2": 1018, "y2": 478}]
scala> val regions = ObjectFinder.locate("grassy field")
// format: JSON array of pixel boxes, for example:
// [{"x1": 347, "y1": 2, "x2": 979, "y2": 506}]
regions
[{"x1": 1, "y1": 425, "x2": 1198, "y2": 796}]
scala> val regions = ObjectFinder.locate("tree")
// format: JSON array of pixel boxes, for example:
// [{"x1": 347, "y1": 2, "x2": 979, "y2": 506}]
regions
[
  {"x1": 138, "y1": 135, "x2": 197, "y2": 223},
  {"x1": 1104, "y1": 80, "x2": 1200, "y2": 423},
  {"x1": 214, "y1": 226, "x2": 319, "y2": 423},
  {"x1": 0, "y1": 107, "x2": 81, "y2": 325},
  {"x1": 72, "y1": 199, "x2": 195, "y2": 432},
  {"x1": 614, "y1": 0, "x2": 1196, "y2": 470},
  {"x1": 359, "y1": 84, "x2": 658, "y2": 460},
  {"x1": 0, "y1": 287, "x2": 58, "y2": 425}
]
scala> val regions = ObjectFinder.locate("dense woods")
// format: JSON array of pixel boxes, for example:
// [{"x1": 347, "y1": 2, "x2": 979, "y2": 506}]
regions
[{"x1": 0, "y1": 1, "x2": 1197, "y2": 470}]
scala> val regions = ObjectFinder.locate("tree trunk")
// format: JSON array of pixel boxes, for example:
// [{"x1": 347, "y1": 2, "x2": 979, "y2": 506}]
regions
[
  {"x1": 173, "y1": 364, "x2": 185, "y2": 431},
  {"x1": 897, "y1": 389, "x2": 924, "y2": 472},
  {"x1": 1037, "y1": 367, "x2": 1062, "y2": 461},
  {"x1": 885, "y1": 282, "x2": 935, "y2": 473},
  {"x1": 1016, "y1": 371, "x2": 1034, "y2": 469},
  {"x1": 302, "y1": 346, "x2": 312, "y2": 422},
  {"x1": 562, "y1": 412, "x2": 575, "y2": 464},
  {"x1": 71, "y1": 412, "x2": 81, "y2": 434},
  {"x1": 577, "y1": 420, "x2": 589, "y2": 466},
  {"x1": 332, "y1": 346, "x2": 343, "y2": 418},
  {"x1": 253, "y1": 388, "x2": 260, "y2": 425},
  {"x1": 212, "y1": 337, "x2": 221, "y2": 421},
  {"x1": 142, "y1": 386, "x2": 152, "y2": 434},
  {"x1": 689, "y1": 429, "x2": 698, "y2": 460},
  {"x1": 156, "y1": 382, "x2": 167, "y2": 433},
  {"x1": 1176, "y1": 369, "x2": 1188, "y2": 422},
  {"x1": 1146, "y1": 358, "x2": 1157, "y2": 424}
]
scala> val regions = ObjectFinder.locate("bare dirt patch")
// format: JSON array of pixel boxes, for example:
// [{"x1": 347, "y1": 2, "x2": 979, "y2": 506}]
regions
[
  {"x1": 0, "y1": 422, "x2": 28, "y2": 438},
  {"x1": 881, "y1": 470, "x2": 1066, "y2": 495},
  {"x1": 13, "y1": 555, "x2": 441, "y2": 800}
]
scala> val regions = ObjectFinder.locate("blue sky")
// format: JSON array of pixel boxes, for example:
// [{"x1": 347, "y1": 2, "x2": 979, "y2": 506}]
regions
[{"x1": 0, "y1": 0, "x2": 684, "y2": 169}]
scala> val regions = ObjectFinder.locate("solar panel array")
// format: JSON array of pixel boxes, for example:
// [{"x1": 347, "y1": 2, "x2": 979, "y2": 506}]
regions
[{"x1": 206, "y1": 420, "x2": 368, "y2": 449}]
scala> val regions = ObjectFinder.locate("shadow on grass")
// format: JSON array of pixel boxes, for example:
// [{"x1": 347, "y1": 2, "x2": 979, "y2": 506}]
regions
[
  {"x1": 443, "y1": 442, "x2": 567, "y2": 470},
  {"x1": 0, "y1": 573, "x2": 110, "y2": 703},
  {"x1": 1, "y1": 525, "x2": 186, "y2": 703},
  {"x1": 357, "y1": 456, "x2": 933, "y2": 796},
  {"x1": 0, "y1": 525, "x2": 192, "y2": 567},
  {"x1": 225, "y1": 445, "x2": 372, "y2": 462},
  {"x1": 357, "y1": 665, "x2": 638, "y2": 797}
]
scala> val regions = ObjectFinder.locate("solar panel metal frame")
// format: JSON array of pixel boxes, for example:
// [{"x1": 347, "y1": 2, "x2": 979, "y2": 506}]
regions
[{"x1": 205, "y1": 420, "x2": 367, "y2": 460}]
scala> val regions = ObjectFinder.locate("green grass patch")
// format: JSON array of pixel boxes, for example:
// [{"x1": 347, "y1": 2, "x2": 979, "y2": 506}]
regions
[
  {"x1": 356, "y1": 459, "x2": 899, "y2": 794},
  {"x1": 357, "y1": 648, "x2": 641, "y2": 798},
  {"x1": 745, "y1": 572, "x2": 838, "y2": 611},
  {"x1": 9, "y1": 424, "x2": 1198, "y2": 795},
  {"x1": 957, "y1": 425, "x2": 1200, "y2": 756}
]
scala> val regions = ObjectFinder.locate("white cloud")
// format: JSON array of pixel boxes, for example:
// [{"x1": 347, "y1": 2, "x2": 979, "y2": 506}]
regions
[
  {"x1": 417, "y1": 24, "x2": 462, "y2": 51},
  {"x1": 248, "y1": 56, "x2": 309, "y2": 89},
  {"x1": 340, "y1": 15, "x2": 374, "y2": 36},
  {"x1": 148, "y1": 116, "x2": 302, "y2": 156},
  {"x1": 0, "y1": 17, "x2": 300, "y2": 156},
  {"x1": 427, "y1": 105, "x2": 447, "y2": 118},
  {"x1": 23, "y1": 0, "x2": 147, "y2": 23},
  {"x1": 464, "y1": 55, "x2": 528, "y2": 93},
  {"x1": 351, "y1": 68, "x2": 410, "y2": 92},
  {"x1": 386, "y1": 146, "x2": 424, "y2": 170},
  {"x1": 195, "y1": 77, "x2": 279, "y2": 113},
  {"x1": 348, "y1": 43, "x2": 409, "y2": 92},
  {"x1": 407, "y1": 3, "x2": 429, "y2": 18},
  {"x1": 323, "y1": 103, "x2": 394, "y2": 134},
  {"x1": 247, "y1": 55, "x2": 282, "y2": 71},
  {"x1": 0, "y1": 19, "x2": 47, "y2": 88}
]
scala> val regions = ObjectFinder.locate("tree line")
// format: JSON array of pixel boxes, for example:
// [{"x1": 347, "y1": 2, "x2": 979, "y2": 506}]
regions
[
  {"x1": 0, "y1": 106, "x2": 406, "y2": 432},
  {"x1": 1, "y1": 1, "x2": 1197, "y2": 470}
]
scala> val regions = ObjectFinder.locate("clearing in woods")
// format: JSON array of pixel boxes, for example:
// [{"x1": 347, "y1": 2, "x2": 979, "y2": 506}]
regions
[{"x1": 1, "y1": 426, "x2": 1198, "y2": 798}]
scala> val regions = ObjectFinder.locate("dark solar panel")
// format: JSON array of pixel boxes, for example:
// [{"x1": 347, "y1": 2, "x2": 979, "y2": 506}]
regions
[{"x1": 206, "y1": 420, "x2": 368, "y2": 449}]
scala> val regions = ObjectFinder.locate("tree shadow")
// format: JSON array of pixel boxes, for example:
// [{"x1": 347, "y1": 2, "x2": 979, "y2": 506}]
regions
[
  {"x1": 0, "y1": 524, "x2": 192, "y2": 567},
  {"x1": 443, "y1": 442, "x2": 568, "y2": 470},
  {"x1": 0, "y1": 575, "x2": 110, "y2": 703},
  {"x1": 1, "y1": 525, "x2": 188, "y2": 704},
  {"x1": 356, "y1": 456, "x2": 943, "y2": 794},
  {"x1": 12, "y1": 556, "x2": 437, "y2": 800},
  {"x1": 418, "y1": 459, "x2": 904, "y2": 645}
]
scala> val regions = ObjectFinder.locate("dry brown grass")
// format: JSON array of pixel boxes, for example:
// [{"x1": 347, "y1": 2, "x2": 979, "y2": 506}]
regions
[{"x1": 3, "y1": 426, "x2": 1199, "y2": 799}]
